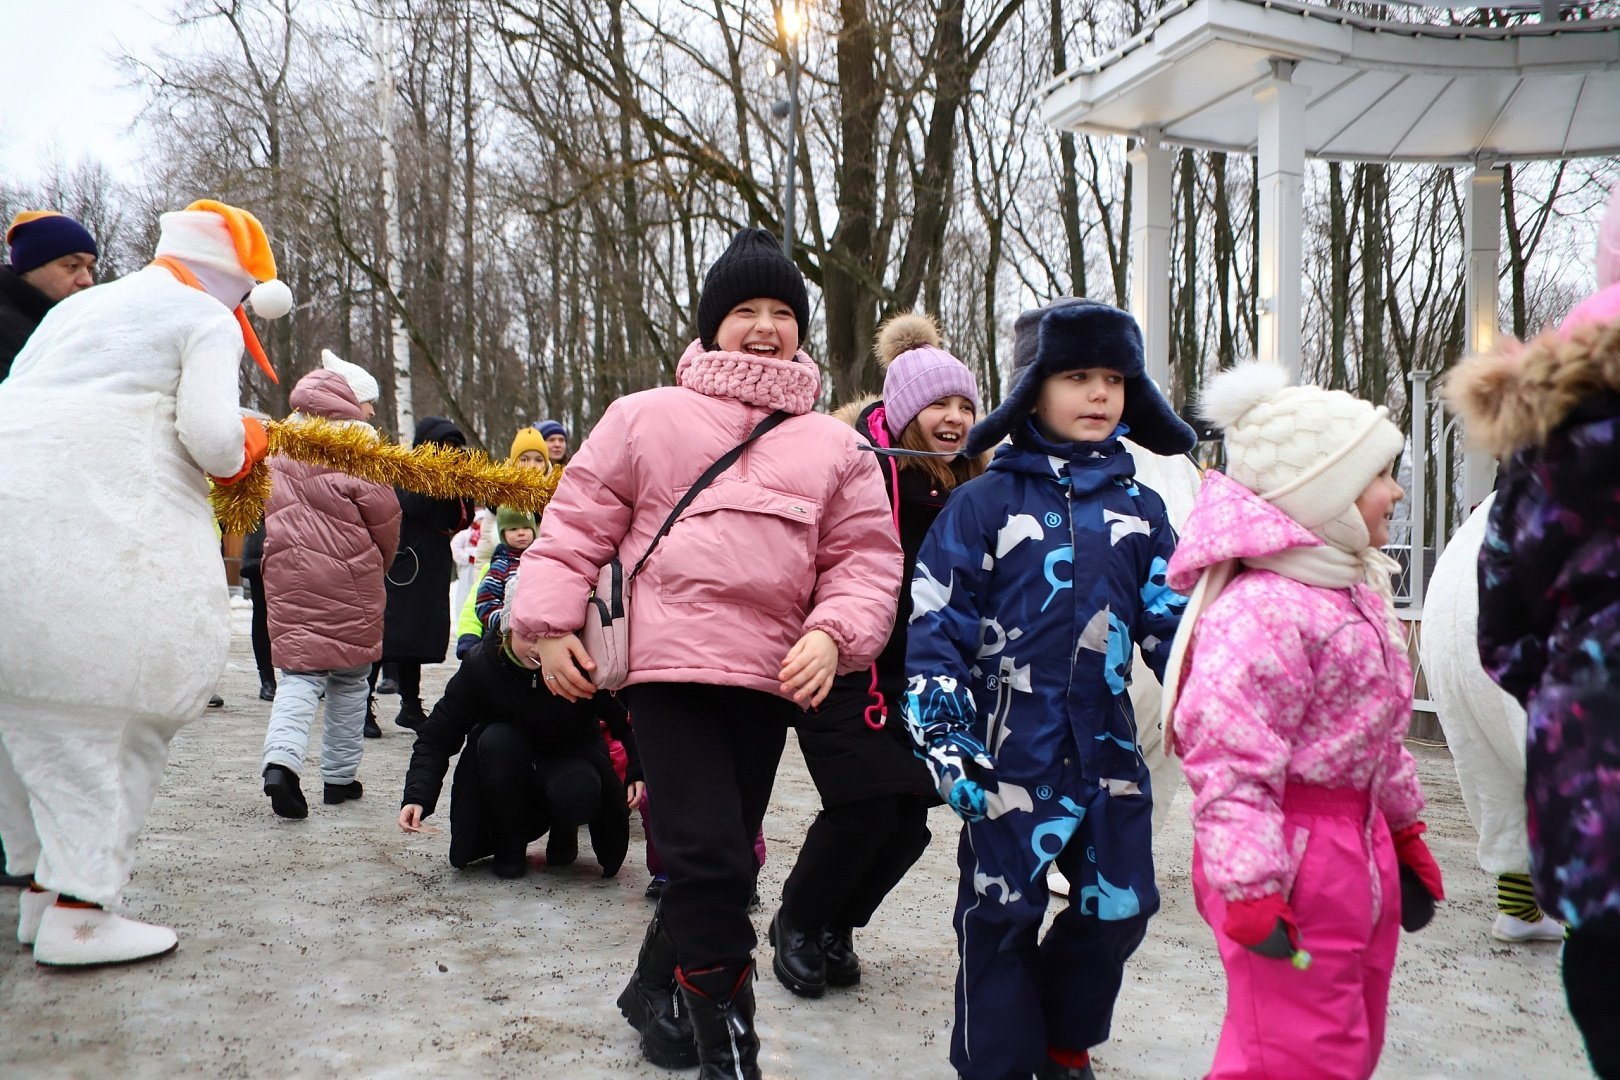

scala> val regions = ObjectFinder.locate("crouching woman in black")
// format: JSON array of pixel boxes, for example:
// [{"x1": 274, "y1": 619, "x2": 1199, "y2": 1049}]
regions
[{"x1": 399, "y1": 630, "x2": 642, "y2": 879}]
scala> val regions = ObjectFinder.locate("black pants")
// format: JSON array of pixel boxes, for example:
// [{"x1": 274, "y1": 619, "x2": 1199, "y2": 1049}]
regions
[
  {"x1": 240, "y1": 567, "x2": 274, "y2": 684},
  {"x1": 625, "y1": 682, "x2": 791, "y2": 970},
  {"x1": 781, "y1": 794, "x2": 931, "y2": 931},
  {"x1": 475, "y1": 723, "x2": 603, "y2": 848},
  {"x1": 1566, "y1": 913, "x2": 1620, "y2": 1078},
  {"x1": 370, "y1": 661, "x2": 421, "y2": 703}
]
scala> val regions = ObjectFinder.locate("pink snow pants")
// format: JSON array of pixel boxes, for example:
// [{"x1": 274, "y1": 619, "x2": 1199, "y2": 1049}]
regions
[{"x1": 1193, "y1": 786, "x2": 1401, "y2": 1080}]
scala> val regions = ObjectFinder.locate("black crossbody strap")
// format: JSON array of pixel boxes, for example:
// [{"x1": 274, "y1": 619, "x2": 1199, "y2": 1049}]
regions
[{"x1": 627, "y1": 409, "x2": 791, "y2": 582}]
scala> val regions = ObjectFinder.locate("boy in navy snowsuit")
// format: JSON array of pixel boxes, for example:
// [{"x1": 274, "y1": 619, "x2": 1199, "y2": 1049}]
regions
[{"x1": 904, "y1": 298, "x2": 1196, "y2": 1080}]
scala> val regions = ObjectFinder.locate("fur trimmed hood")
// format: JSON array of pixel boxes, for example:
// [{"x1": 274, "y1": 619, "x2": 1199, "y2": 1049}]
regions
[
  {"x1": 1443, "y1": 311, "x2": 1620, "y2": 457},
  {"x1": 833, "y1": 394, "x2": 880, "y2": 429}
]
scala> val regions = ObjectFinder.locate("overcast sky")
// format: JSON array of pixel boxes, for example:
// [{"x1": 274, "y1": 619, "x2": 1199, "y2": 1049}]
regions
[{"x1": 1, "y1": 0, "x2": 172, "y2": 185}]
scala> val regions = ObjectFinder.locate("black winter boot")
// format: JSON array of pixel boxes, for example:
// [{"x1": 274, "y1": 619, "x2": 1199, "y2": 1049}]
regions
[
  {"x1": 263, "y1": 765, "x2": 308, "y2": 819},
  {"x1": 768, "y1": 908, "x2": 826, "y2": 998},
  {"x1": 820, "y1": 926, "x2": 861, "y2": 987},
  {"x1": 362, "y1": 695, "x2": 382, "y2": 739},
  {"x1": 546, "y1": 826, "x2": 579, "y2": 867},
  {"x1": 491, "y1": 837, "x2": 529, "y2": 879},
  {"x1": 1035, "y1": 1058, "x2": 1096, "y2": 1080},
  {"x1": 394, "y1": 698, "x2": 428, "y2": 731},
  {"x1": 616, "y1": 908, "x2": 698, "y2": 1069},
  {"x1": 677, "y1": 961, "x2": 760, "y2": 1080},
  {"x1": 323, "y1": 780, "x2": 363, "y2": 804}
]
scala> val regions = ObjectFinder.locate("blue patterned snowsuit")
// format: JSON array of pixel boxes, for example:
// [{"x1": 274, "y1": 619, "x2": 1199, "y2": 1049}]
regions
[{"x1": 905, "y1": 421, "x2": 1186, "y2": 1079}]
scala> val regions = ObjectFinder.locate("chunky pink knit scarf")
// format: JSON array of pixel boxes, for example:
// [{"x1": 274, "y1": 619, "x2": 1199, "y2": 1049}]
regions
[{"x1": 675, "y1": 339, "x2": 820, "y2": 416}]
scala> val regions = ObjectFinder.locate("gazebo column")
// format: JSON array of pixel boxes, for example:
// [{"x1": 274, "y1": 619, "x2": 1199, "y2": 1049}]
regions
[
  {"x1": 1254, "y1": 61, "x2": 1306, "y2": 378},
  {"x1": 1128, "y1": 129, "x2": 1173, "y2": 390},
  {"x1": 1462, "y1": 162, "x2": 1503, "y2": 513}
]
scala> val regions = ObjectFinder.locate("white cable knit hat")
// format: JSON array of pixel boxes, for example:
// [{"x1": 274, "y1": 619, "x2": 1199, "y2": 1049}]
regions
[
  {"x1": 321, "y1": 348, "x2": 380, "y2": 404},
  {"x1": 1199, "y1": 362, "x2": 1404, "y2": 532}
]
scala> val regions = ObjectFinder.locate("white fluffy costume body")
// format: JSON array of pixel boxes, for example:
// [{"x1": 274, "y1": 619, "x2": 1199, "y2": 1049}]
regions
[
  {"x1": 1420, "y1": 494, "x2": 1534, "y2": 876},
  {"x1": 0, "y1": 201, "x2": 288, "y2": 962}
]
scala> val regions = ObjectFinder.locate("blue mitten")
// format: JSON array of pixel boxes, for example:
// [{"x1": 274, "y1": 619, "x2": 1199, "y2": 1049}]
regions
[
  {"x1": 904, "y1": 676, "x2": 997, "y2": 822},
  {"x1": 947, "y1": 777, "x2": 987, "y2": 822},
  {"x1": 926, "y1": 729, "x2": 996, "y2": 822}
]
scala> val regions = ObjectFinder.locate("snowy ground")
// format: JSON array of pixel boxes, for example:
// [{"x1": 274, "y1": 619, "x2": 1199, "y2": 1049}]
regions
[{"x1": 0, "y1": 599, "x2": 1592, "y2": 1078}]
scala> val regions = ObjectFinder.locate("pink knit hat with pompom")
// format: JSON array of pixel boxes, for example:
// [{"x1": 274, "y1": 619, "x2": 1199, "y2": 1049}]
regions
[{"x1": 876, "y1": 312, "x2": 980, "y2": 439}]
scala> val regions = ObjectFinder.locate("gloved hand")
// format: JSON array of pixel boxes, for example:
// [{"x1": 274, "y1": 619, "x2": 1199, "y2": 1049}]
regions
[
  {"x1": 1399, "y1": 865, "x2": 1436, "y2": 932},
  {"x1": 903, "y1": 676, "x2": 995, "y2": 822},
  {"x1": 925, "y1": 729, "x2": 996, "y2": 822},
  {"x1": 1223, "y1": 894, "x2": 1301, "y2": 960},
  {"x1": 214, "y1": 417, "x2": 269, "y2": 486},
  {"x1": 947, "y1": 777, "x2": 987, "y2": 822},
  {"x1": 1392, "y1": 822, "x2": 1444, "y2": 932}
]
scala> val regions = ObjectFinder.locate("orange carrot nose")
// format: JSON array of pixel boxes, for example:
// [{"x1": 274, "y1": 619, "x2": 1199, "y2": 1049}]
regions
[{"x1": 236, "y1": 306, "x2": 279, "y2": 384}]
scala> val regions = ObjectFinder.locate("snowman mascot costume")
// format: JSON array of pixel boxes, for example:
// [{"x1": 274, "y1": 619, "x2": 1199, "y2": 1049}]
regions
[{"x1": 0, "y1": 199, "x2": 291, "y2": 967}]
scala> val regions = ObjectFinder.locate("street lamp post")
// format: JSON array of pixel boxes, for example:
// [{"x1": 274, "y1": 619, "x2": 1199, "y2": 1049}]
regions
[{"x1": 774, "y1": 3, "x2": 804, "y2": 259}]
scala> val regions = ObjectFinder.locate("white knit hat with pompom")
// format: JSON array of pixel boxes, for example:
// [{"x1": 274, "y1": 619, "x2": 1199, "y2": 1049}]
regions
[
  {"x1": 321, "y1": 348, "x2": 379, "y2": 404},
  {"x1": 1199, "y1": 362, "x2": 1404, "y2": 534}
]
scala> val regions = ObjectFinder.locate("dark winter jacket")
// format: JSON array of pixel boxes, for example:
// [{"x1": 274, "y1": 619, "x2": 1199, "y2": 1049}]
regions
[
  {"x1": 1449, "y1": 308, "x2": 1620, "y2": 928},
  {"x1": 0, "y1": 267, "x2": 55, "y2": 382},
  {"x1": 797, "y1": 397, "x2": 953, "y2": 805},
  {"x1": 240, "y1": 524, "x2": 266, "y2": 579},
  {"x1": 401, "y1": 633, "x2": 640, "y2": 873},
  {"x1": 382, "y1": 416, "x2": 473, "y2": 663},
  {"x1": 904, "y1": 418, "x2": 1186, "y2": 797},
  {"x1": 837, "y1": 398, "x2": 956, "y2": 696}
]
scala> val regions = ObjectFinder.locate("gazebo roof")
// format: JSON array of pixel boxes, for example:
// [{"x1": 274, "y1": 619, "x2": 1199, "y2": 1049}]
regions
[{"x1": 1040, "y1": 0, "x2": 1620, "y2": 163}]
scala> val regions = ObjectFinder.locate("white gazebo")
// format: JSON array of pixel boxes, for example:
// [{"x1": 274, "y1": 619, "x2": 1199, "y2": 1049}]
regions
[{"x1": 1040, "y1": 0, "x2": 1620, "y2": 592}]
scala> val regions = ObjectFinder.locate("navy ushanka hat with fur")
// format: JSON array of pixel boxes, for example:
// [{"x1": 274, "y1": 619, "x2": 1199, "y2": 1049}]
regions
[{"x1": 965, "y1": 297, "x2": 1198, "y2": 457}]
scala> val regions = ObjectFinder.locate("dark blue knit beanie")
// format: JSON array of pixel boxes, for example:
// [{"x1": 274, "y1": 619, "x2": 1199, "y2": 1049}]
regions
[
  {"x1": 965, "y1": 297, "x2": 1197, "y2": 457},
  {"x1": 6, "y1": 212, "x2": 98, "y2": 275}
]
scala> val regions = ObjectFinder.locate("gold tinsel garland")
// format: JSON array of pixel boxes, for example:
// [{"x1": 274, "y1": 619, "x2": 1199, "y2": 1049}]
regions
[{"x1": 211, "y1": 416, "x2": 561, "y2": 535}]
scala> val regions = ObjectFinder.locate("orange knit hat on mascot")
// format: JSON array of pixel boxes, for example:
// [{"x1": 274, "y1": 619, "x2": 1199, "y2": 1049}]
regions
[{"x1": 151, "y1": 199, "x2": 292, "y2": 384}]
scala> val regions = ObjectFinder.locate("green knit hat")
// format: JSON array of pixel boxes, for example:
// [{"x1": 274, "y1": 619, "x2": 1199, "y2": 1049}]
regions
[{"x1": 495, "y1": 506, "x2": 536, "y2": 539}]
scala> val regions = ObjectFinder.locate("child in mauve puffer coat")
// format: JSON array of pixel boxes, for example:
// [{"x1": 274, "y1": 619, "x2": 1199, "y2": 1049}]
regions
[
  {"x1": 260, "y1": 364, "x2": 400, "y2": 819},
  {"x1": 1164, "y1": 363, "x2": 1443, "y2": 1080}
]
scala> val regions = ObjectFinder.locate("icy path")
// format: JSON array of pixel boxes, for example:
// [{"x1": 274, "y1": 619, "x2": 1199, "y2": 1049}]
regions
[{"x1": 0, "y1": 605, "x2": 1589, "y2": 1077}]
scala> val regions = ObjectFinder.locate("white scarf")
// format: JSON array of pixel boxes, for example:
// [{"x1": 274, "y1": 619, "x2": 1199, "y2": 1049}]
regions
[{"x1": 1160, "y1": 515, "x2": 1401, "y2": 755}]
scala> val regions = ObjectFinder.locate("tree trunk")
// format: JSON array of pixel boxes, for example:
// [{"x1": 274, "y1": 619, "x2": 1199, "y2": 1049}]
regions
[
  {"x1": 1361, "y1": 164, "x2": 1388, "y2": 406},
  {"x1": 1211, "y1": 151, "x2": 1234, "y2": 368},
  {"x1": 893, "y1": 0, "x2": 968, "y2": 313},
  {"x1": 823, "y1": 0, "x2": 884, "y2": 402},
  {"x1": 1328, "y1": 161, "x2": 1349, "y2": 390},
  {"x1": 1050, "y1": 0, "x2": 1086, "y2": 297},
  {"x1": 1175, "y1": 147, "x2": 1198, "y2": 405},
  {"x1": 375, "y1": 6, "x2": 413, "y2": 441}
]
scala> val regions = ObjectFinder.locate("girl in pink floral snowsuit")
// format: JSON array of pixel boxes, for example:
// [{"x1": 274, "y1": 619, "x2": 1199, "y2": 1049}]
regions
[{"x1": 1162, "y1": 364, "x2": 1445, "y2": 1080}]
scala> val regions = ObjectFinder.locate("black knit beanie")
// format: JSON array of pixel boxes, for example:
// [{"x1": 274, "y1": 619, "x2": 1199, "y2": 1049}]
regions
[{"x1": 695, "y1": 228, "x2": 810, "y2": 349}]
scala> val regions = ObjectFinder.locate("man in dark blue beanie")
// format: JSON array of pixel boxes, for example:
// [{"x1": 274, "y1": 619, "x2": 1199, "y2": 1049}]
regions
[{"x1": 1, "y1": 210, "x2": 99, "y2": 382}]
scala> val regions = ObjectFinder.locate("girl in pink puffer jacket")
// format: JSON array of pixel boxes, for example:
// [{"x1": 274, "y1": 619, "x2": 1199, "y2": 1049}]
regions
[
  {"x1": 507, "y1": 228, "x2": 902, "y2": 1079},
  {"x1": 1162, "y1": 363, "x2": 1444, "y2": 1080}
]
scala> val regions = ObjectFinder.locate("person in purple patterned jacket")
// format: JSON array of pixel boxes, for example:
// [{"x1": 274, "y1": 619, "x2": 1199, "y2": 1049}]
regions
[{"x1": 1447, "y1": 189, "x2": 1620, "y2": 1078}]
